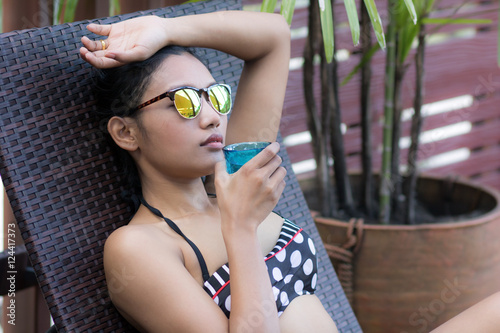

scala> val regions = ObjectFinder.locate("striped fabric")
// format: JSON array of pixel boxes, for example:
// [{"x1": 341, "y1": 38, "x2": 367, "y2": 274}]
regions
[{"x1": 203, "y1": 218, "x2": 317, "y2": 317}]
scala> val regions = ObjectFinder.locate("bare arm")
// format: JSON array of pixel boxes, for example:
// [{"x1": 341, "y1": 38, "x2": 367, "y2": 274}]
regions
[
  {"x1": 104, "y1": 226, "x2": 229, "y2": 333},
  {"x1": 430, "y1": 292, "x2": 500, "y2": 333},
  {"x1": 165, "y1": 11, "x2": 291, "y2": 144},
  {"x1": 214, "y1": 143, "x2": 286, "y2": 332},
  {"x1": 81, "y1": 11, "x2": 290, "y2": 143}
]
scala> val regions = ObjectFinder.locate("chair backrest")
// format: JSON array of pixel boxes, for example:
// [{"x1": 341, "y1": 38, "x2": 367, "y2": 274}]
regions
[{"x1": 0, "y1": 0, "x2": 361, "y2": 331}]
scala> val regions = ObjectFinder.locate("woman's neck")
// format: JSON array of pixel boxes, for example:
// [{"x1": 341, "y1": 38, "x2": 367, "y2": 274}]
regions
[{"x1": 139, "y1": 174, "x2": 216, "y2": 220}]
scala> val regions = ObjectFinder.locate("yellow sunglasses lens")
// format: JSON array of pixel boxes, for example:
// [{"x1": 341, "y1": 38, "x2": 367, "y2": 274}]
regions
[
  {"x1": 209, "y1": 85, "x2": 231, "y2": 114},
  {"x1": 174, "y1": 89, "x2": 201, "y2": 119}
]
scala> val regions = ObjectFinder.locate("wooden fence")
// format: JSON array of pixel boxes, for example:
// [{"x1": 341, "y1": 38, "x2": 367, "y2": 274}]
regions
[{"x1": 243, "y1": 0, "x2": 500, "y2": 192}]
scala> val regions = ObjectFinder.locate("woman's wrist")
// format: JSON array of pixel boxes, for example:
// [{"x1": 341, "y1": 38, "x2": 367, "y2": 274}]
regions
[
  {"x1": 159, "y1": 14, "x2": 201, "y2": 48},
  {"x1": 158, "y1": 16, "x2": 176, "y2": 47},
  {"x1": 221, "y1": 217, "x2": 259, "y2": 244}
]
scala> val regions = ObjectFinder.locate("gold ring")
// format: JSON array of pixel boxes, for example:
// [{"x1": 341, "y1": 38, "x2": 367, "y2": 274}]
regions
[{"x1": 100, "y1": 40, "x2": 106, "y2": 51}]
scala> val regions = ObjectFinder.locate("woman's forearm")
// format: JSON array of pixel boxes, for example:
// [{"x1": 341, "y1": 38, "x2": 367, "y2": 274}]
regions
[
  {"x1": 223, "y1": 228, "x2": 280, "y2": 332},
  {"x1": 163, "y1": 11, "x2": 290, "y2": 62}
]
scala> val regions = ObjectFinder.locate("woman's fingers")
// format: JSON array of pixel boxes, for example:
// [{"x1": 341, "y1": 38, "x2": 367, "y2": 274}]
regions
[
  {"x1": 81, "y1": 35, "x2": 109, "y2": 52},
  {"x1": 241, "y1": 142, "x2": 284, "y2": 177},
  {"x1": 81, "y1": 37, "x2": 155, "y2": 69},
  {"x1": 267, "y1": 154, "x2": 283, "y2": 173},
  {"x1": 257, "y1": 142, "x2": 281, "y2": 167},
  {"x1": 81, "y1": 36, "x2": 97, "y2": 51},
  {"x1": 81, "y1": 16, "x2": 169, "y2": 68},
  {"x1": 105, "y1": 45, "x2": 151, "y2": 63},
  {"x1": 79, "y1": 47, "x2": 121, "y2": 68},
  {"x1": 86, "y1": 23, "x2": 113, "y2": 37}
]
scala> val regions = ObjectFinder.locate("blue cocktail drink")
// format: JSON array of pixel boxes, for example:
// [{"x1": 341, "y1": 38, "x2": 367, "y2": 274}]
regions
[{"x1": 223, "y1": 142, "x2": 271, "y2": 174}]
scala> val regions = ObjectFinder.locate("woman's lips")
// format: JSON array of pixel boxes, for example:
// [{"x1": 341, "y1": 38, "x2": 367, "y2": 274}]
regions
[{"x1": 201, "y1": 134, "x2": 224, "y2": 148}]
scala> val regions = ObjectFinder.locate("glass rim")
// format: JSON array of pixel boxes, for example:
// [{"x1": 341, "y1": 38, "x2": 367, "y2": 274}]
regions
[{"x1": 223, "y1": 141, "x2": 271, "y2": 152}]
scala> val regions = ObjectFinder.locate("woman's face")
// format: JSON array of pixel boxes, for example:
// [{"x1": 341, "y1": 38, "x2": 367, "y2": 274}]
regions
[{"x1": 132, "y1": 53, "x2": 228, "y2": 180}]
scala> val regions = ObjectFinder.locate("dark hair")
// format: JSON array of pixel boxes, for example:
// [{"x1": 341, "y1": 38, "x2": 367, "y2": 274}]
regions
[{"x1": 92, "y1": 45, "x2": 203, "y2": 210}]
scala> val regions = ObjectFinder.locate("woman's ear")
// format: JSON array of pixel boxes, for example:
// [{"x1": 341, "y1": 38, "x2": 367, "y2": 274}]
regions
[{"x1": 107, "y1": 116, "x2": 140, "y2": 152}]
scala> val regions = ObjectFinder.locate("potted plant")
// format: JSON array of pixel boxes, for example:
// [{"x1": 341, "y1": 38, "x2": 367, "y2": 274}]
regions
[{"x1": 297, "y1": 0, "x2": 500, "y2": 332}]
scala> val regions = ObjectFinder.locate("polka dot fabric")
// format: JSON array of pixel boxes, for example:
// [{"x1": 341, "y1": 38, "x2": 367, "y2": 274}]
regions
[{"x1": 203, "y1": 218, "x2": 318, "y2": 318}]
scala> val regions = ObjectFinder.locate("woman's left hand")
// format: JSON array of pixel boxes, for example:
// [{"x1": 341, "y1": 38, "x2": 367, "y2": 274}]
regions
[{"x1": 80, "y1": 15, "x2": 168, "y2": 68}]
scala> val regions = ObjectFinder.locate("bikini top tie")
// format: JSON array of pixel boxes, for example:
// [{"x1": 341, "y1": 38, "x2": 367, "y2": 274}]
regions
[{"x1": 139, "y1": 195, "x2": 210, "y2": 281}]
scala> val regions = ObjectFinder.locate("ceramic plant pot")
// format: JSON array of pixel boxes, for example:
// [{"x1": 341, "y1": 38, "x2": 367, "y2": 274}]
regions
[{"x1": 312, "y1": 176, "x2": 500, "y2": 333}]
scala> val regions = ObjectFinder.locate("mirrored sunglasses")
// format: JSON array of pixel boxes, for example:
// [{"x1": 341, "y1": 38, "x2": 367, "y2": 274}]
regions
[{"x1": 134, "y1": 83, "x2": 232, "y2": 119}]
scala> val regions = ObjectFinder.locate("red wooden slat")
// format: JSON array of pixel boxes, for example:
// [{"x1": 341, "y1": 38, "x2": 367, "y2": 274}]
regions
[
  {"x1": 288, "y1": 116, "x2": 500, "y2": 168},
  {"x1": 427, "y1": 144, "x2": 500, "y2": 178},
  {"x1": 243, "y1": 0, "x2": 500, "y2": 191},
  {"x1": 343, "y1": 103, "x2": 500, "y2": 153},
  {"x1": 398, "y1": 95, "x2": 500, "y2": 134},
  {"x1": 283, "y1": 28, "x2": 500, "y2": 137},
  {"x1": 470, "y1": 170, "x2": 500, "y2": 191}
]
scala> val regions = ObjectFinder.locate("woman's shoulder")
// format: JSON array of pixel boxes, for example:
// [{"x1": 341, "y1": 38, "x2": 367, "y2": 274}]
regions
[
  {"x1": 103, "y1": 221, "x2": 183, "y2": 271},
  {"x1": 105, "y1": 223, "x2": 151, "y2": 250},
  {"x1": 105, "y1": 207, "x2": 178, "y2": 249}
]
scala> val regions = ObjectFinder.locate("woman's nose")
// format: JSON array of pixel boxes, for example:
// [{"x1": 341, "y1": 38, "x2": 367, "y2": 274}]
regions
[{"x1": 198, "y1": 95, "x2": 221, "y2": 128}]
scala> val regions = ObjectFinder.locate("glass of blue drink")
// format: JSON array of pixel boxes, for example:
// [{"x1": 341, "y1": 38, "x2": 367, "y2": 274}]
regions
[{"x1": 223, "y1": 142, "x2": 271, "y2": 174}]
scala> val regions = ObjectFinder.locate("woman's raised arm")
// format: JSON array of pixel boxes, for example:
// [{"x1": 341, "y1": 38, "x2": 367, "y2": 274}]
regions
[
  {"x1": 81, "y1": 10, "x2": 290, "y2": 143},
  {"x1": 164, "y1": 11, "x2": 291, "y2": 144}
]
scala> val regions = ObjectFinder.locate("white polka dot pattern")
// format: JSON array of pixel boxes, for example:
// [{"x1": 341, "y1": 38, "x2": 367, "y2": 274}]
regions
[
  {"x1": 264, "y1": 219, "x2": 318, "y2": 315},
  {"x1": 303, "y1": 258, "x2": 314, "y2": 275},
  {"x1": 276, "y1": 248, "x2": 286, "y2": 262},
  {"x1": 225, "y1": 295, "x2": 231, "y2": 312},
  {"x1": 280, "y1": 291, "x2": 289, "y2": 306},
  {"x1": 273, "y1": 267, "x2": 283, "y2": 282},
  {"x1": 202, "y1": 218, "x2": 318, "y2": 318}
]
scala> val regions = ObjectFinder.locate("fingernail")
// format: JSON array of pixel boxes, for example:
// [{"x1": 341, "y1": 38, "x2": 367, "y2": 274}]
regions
[{"x1": 105, "y1": 52, "x2": 116, "y2": 59}]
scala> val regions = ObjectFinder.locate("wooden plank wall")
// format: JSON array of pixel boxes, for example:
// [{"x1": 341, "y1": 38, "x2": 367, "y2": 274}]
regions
[{"x1": 243, "y1": 0, "x2": 500, "y2": 192}]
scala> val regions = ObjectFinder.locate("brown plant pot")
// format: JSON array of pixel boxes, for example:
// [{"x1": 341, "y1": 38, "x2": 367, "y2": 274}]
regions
[{"x1": 309, "y1": 176, "x2": 500, "y2": 333}]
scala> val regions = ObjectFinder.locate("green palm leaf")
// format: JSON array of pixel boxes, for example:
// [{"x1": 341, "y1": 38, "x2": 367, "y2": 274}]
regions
[
  {"x1": 343, "y1": 0, "x2": 360, "y2": 46},
  {"x1": 261, "y1": 0, "x2": 278, "y2": 13},
  {"x1": 109, "y1": 0, "x2": 121, "y2": 16},
  {"x1": 422, "y1": 17, "x2": 492, "y2": 25},
  {"x1": 281, "y1": 0, "x2": 296, "y2": 25},
  {"x1": 63, "y1": 0, "x2": 79, "y2": 23},
  {"x1": 362, "y1": 0, "x2": 385, "y2": 49},
  {"x1": 319, "y1": 0, "x2": 334, "y2": 63},
  {"x1": 404, "y1": 0, "x2": 418, "y2": 24}
]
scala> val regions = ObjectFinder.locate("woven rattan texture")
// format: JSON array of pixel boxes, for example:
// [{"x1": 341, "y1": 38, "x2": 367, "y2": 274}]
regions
[
  {"x1": 276, "y1": 139, "x2": 360, "y2": 332},
  {"x1": 0, "y1": 0, "x2": 361, "y2": 331}
]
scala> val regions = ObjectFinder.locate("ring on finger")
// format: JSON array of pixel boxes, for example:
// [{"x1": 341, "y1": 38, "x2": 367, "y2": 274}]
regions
[{"x1": 100, "y1": 40, "x2": 106, "y2": 51}]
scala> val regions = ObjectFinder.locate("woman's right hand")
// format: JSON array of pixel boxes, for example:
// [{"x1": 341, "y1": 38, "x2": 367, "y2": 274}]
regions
[
  {"x1": 214, "y1": 142, "x2": 286, "y2": 234},
  {"x1": 80, "y1": 15, "x2": 169, "y2": 68}
]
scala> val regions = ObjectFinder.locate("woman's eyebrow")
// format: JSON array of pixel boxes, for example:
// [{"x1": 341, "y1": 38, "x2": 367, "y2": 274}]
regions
[{"x1": 169, "y1": 81, "x2": 219, "y2": 90}]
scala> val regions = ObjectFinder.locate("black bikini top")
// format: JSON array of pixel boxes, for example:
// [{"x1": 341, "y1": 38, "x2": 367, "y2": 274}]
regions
[
  {"x1": 139, "y1": 195, "x2": 211, "y2": 282},
  {"x1": 139, "y1": 194, "x2": 318, "y2": 318}
]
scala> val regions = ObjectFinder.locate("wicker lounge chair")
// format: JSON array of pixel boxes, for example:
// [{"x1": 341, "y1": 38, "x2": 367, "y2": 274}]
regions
[{"x1": 0, "y1": 0, "x2": 361, "y2": 332}]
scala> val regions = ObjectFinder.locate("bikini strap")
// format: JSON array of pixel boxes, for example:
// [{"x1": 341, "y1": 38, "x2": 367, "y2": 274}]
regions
[{"x1": 139, "y1": 195, "x2": 211, "y2": 282}]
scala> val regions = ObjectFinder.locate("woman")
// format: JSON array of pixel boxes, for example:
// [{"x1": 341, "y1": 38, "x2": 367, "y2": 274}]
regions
[
  {"x1": 80, "y1": 10, "x2": 338, "y2": 333},
  {"x1": 80, "y1": 9, "x2": 500, "y2": 333}
]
